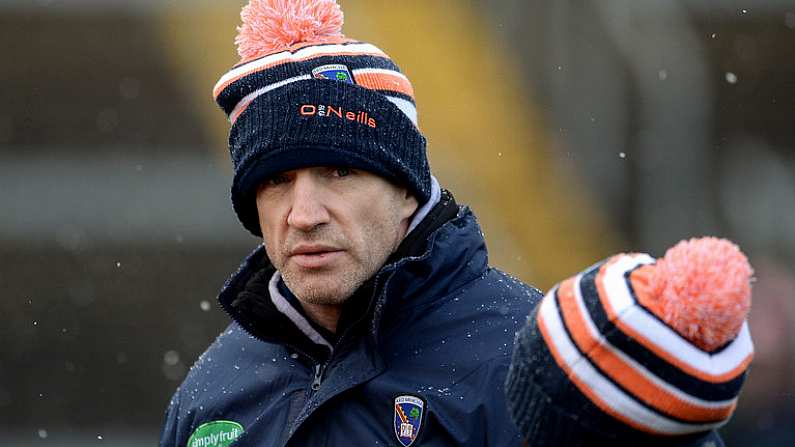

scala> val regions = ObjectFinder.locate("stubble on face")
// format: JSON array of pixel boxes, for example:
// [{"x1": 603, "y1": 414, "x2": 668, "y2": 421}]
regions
[
  {"x1": 263, "y1": 184, "x2": 412, "y2": 306},
  {"x1": 272, "y1": 223, "x2": 389, "y2": 305}
]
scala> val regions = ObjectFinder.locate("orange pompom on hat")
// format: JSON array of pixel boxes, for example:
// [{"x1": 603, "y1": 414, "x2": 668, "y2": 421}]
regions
[
  {"x1": 506, "y1": 237, "x2": 754, "y2": 446},
  {"x1": 235, "y1": 0, "x2": 346, "y2": 60}
]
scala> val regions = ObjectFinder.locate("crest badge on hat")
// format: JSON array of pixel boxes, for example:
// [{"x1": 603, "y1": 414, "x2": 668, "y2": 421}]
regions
[
  {"x1": 312, "y1": 64, "x2": 355, "y2": 84},
  {"x1": 393, "y1": 395, "x2": 425, "y2": 447}
]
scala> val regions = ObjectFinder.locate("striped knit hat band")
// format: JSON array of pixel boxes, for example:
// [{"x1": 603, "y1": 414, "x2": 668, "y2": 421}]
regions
[
  {"x1": 214, "y1": 1, "x2": 431, "y2": 236},
  {"x1": 506, "y1": 252, "x2": 754, "y2": 444},
  {"x1": 214, "y1": 39, "x2": 419, "y2": 127}
]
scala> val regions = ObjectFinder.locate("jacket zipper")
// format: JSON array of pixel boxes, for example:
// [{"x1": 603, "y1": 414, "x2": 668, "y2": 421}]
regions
[
  {"x1": 311, "y1": 362, "x2": 327, "y2": 392},
  {"x1": 224, "y1": 302, "x2": 331, "y2": 395},
  {"x1": 304, "y1": 276, "x2": 383, "y2": 397}
]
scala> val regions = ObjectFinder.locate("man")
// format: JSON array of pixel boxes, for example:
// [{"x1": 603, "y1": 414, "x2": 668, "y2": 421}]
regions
[{"x1": 159, "y1": 1, "x2": 539, "y2": 446}]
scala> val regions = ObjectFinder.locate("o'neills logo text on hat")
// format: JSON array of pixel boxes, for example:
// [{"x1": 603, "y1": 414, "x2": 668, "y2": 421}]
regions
[{"x1": 300, "y1": 104, "x2": 377, "y2": 128}]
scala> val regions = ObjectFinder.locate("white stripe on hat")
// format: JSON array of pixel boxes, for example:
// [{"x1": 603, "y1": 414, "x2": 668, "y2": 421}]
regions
[
  {"x1": 384, "y1": 96, "x2": 418, "y2": 127},
  {"x1": 539, "y1": 289, "x2": 725, "y2": 435},
  {"x1": 571, "y1": 273, "x2": 738, "y2": 410},
  {"x1": 229, "y1": 74, "x2": 313, "y2": 123},
  {"x1": 602, "y1": 255, "x2": 754, "y2": 378},
  {"x1": 214, "y1": 43, "x2": 388, "y2": 96}
]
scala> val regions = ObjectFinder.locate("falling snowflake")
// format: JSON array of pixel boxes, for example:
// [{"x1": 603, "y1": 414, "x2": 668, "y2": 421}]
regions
[{"x1": 164, "y1": 350, "x2": 180, "y2": 366}]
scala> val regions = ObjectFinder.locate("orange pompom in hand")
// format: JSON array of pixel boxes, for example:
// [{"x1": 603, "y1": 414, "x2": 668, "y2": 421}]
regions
[{"x1": 632, "y1": 237, "x2": 753, "y2": 351}]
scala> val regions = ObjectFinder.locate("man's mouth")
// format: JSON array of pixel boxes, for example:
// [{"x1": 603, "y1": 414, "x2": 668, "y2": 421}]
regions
[{"x1": 289, "y1": 245, "x2": 344, "y2": 269}]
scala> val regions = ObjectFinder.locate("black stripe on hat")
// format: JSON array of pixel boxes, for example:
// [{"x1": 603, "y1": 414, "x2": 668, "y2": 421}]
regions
[
  {"x1": 216, "y1": 55, "x2": 405, "y2": 114},
  {"x1": 553, "y1": 289, "x2": 723, "y2": 425},
  {"x1": 578, "y1": 266, "x2": 747, "y2": 402}
]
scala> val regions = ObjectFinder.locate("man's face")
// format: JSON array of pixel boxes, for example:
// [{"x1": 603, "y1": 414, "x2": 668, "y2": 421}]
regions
[{"x1": 256, "y1": 167, "x2": 418, "y2": 306}]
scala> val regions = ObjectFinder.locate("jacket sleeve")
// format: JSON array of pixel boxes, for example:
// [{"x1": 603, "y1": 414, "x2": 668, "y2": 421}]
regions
[
  {"x1": 485, "y1": 359, "x2": 526, "y2": 446},
  {"x1": 159, "y1": 389, "x2": 184, "y2": 447}
]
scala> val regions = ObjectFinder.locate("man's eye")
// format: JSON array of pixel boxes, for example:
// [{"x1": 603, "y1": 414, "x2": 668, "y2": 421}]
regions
[
  {"x1": 267, "y1": 174, "x2": 289, "y2": 185},
  {"x1": 335, "y1": 168, "x2": 351, "y2": 177}
]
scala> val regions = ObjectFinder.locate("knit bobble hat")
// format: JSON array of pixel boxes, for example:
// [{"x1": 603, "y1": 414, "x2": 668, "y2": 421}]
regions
[
  {"x1": 214, "y1": 0, "x2": 431, "y2": 236},
  {"x1": 505, "y1": 237, "x2": 755, "y2": 445}
]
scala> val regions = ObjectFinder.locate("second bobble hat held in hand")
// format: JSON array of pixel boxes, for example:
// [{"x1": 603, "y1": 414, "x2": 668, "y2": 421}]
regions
[{"x1": 506, "y1": 237, "x2": 755, "y2": 446}]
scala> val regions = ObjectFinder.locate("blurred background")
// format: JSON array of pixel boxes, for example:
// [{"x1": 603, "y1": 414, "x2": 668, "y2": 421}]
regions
[{"x1": 2, "y1": 0, "x2": 793, "y2": 445}]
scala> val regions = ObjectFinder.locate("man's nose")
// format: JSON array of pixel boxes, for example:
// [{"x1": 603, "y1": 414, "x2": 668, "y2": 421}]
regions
[{"x1": 287, "y1": 173, "x2": 331, "y2": 231}]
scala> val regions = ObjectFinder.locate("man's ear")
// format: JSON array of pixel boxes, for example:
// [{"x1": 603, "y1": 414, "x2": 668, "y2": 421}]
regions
[{"x1": 401, "y1": 189, "x2": 420, "y2": 220}]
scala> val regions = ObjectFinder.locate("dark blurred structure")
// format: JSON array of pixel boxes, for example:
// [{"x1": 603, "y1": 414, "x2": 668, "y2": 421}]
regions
[
  {"x1": 490, "y1": 0, "x2": 795, "y2": 254},
  {"x1": 1, "y1": 2, "x2": 251, "y2": 444},
  {"x1": 2, "y1": 0, "x2": 793, "y2": 445}
]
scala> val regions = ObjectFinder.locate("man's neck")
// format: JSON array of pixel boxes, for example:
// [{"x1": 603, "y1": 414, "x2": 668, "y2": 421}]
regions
[{"x1": 298, "y1": 301, "x2": 342, "y2": 334}]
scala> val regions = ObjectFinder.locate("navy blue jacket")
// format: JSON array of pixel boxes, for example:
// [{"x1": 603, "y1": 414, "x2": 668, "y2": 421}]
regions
[{"x1": 160, "y1": 200, "x2": 541, "y2": 447}]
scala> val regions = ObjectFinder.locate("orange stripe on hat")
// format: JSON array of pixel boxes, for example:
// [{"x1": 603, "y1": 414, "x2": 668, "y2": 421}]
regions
[
  {"x1": 557, "y1": 278, "x2": 737, "y2": 423},
  {"x1": 353, "y1": 70, "x2": 415, "y2": 100},
  {"x1": 594, "y1": 259, "x2": 753, "y2": 384},
  {"x1": 214, "y1": 48, "x2": 389, "y2": 99},
  {"x1": 537, "y1": 305, "x2": 665, "y2": 435}
]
